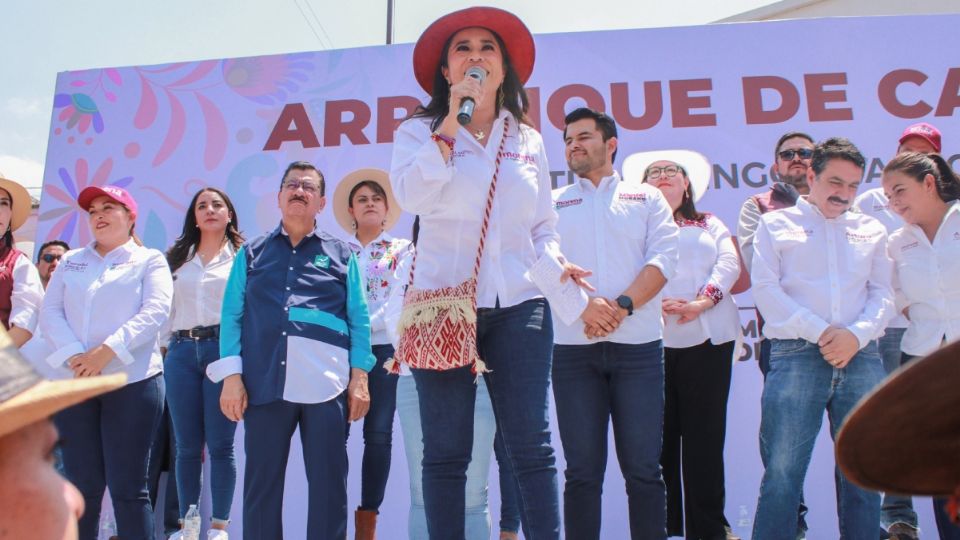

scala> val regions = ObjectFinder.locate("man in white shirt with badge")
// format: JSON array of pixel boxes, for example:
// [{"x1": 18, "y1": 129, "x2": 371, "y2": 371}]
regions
[
  {"x1": 751, "y1": 138, "x2": 894, "y2": 539},
  {"x1": 551, "y1": 107, "x2": 679, "y2": 539}
]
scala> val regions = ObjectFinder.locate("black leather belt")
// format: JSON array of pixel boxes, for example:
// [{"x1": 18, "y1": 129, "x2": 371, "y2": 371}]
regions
[{"x1": 174, "y1": 325, "x2": 220, "y2": 339}]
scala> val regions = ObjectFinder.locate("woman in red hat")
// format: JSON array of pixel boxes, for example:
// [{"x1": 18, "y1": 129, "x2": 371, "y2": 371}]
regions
[
  {"x1": 390, "y1": 6, "x2": 568, "y2": 539},
  {"x1": 39, "y1": 185, "x2": 173, "y2": 540}
]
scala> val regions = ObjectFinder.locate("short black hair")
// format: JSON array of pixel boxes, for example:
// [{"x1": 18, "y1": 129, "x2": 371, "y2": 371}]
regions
[
  {"x1": 279, "y1": 161, "x2": 325, "y2": 196},
  {"x1": 37, "y1": 240, "x2": 70, "y2": 262},
  {"x1": 563, "y1": 108, "x2": 619, "y2": 163},
  {"x1": 774, "y1": 131, "x2": 815, "y2": 159},
  {"x1": 810, "y1": 137, "x2": 866, "y2": 176}
]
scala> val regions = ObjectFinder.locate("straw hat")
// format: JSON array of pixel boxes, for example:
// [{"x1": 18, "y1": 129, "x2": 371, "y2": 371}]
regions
[
  {"x1": 622, "y1": 150, "x2": 711, "y2": 203},
  {"x1": 0, "y1": 329, "x2": 125, "y2": 439},
  {"x1": 413, "y1": 6, "x2": 536, "y2": 94},
  {"x1": 332, "y1": 169, "x2": 401, "y2": 235},
  {"x1": 836, "y1": 340, "x2": 960, "y2": 496},
  {"x1": 0, "y1": 174, "x2": 33, "y2": 233}
]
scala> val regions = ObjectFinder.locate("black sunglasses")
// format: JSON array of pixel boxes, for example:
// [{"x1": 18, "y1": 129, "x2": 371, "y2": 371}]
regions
[
  {"x1": 41, "y1": 253, "x2": 62, "y2": 264},
  {"x1": 778, "y1": 148, "x2": 814, "y2": 161}
]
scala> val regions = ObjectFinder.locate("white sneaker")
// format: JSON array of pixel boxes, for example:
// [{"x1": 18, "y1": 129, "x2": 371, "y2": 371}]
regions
[
  {"x1": 168, "y1": 532, "x2": 184, "y2": 540},
  {"x1": 207, "y1": 530, "x2": 229, "y2": 540}
]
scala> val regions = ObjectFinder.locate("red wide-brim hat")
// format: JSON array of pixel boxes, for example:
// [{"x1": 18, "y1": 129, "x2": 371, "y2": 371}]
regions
[{"x1": 412, "y1": 6, "x2": 535, "y2": 94}]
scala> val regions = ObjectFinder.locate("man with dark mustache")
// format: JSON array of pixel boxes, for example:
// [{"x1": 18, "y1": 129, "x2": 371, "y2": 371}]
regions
[
  {"x1": 208, "y1": 160, "x2": 375, "y2": 539},
  {"x1": 749, "y1": 138, "x2": 894, "y2": 539}
]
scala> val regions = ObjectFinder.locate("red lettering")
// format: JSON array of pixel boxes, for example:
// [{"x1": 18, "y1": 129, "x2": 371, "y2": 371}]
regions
[
  {"x1": 742, "y1": 76, "x2": 800, "y2": 124},
  {"x1": 935, "y1": 67, "x2": 960, "y2": 117},
  {"x1": 877, "y1": 69, "x2": 932, "y2": 118},
  {"x1": 546, "y1": 84, "x2": 606, "y2": 131},
  {"x1": 324, "y1": 99, "x2": 371, "y2": 147},
  {"x1": 263, "y1": 103, "x2": 320, "y2": 151},
  {"x1": 669, "y1": 79, "x2": 716, "y2": 128},
  {"x1": 610, "y1": 81, "x2": 663, "y2": 130},
  {"x1": 376, "y1": 96, "x2": 421, "y2": 144},
  {"x1": 804, "y1": 73, "x2": 853, "y2": 122}
]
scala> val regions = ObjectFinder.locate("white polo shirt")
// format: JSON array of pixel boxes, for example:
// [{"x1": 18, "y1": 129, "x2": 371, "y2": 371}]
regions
[
  {"x1": 551, "y1": 173, "x2": 678, "y2": 345},
  {"x1": 752, "y1": 197, "x2": 894, "y2": 349},
  {"x1": 887, "y1": 201, "x2": 960, "y2": 356}
]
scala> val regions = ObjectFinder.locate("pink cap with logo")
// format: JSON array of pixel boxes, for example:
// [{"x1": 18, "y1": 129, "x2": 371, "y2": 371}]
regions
[
  {"x1": 898, "y1": 122, "x2": 942, "y2": 153},
  {"x1": 77, "y1": 185, "x2": 138, "y2": 220}
]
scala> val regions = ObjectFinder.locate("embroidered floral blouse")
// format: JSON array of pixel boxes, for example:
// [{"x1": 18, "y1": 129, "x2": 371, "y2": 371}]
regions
[{"x1": 350, "y1": 231, "x2": 412, "y2": 345}]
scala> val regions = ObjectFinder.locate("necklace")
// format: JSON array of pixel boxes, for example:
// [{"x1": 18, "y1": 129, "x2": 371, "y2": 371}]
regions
[{"x1": 473, "y1": 129, "x2": 485, "y2": 141}]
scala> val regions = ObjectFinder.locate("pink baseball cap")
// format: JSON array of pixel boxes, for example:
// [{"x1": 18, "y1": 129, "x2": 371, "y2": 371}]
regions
[
  {"x1": 77, "y1": 185, "x2": 138, "y2": 220},
  {"x1": 898, "y1": 122, "x2": 942, "y2": 153}
]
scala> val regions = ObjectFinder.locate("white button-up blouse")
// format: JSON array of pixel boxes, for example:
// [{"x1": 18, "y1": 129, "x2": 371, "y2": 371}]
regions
[
  {"x1": 390, "y1": 110, "x2": 560, "y2": 309},
  {"x1": 161, "y1": 243, "x2": 235, "y2": 343}
]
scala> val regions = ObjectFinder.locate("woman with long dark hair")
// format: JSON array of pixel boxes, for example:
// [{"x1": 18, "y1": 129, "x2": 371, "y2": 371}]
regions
[
  {"x1": 41, "y1": 185, "x2": 173, "y2": 540},
  {"x1": 164, "y1": 187, "x2": 243, "y2": 540},
  {"x1": 389, "y1": 7, "x2": 585, "y2": 539},
  {"x1": 882, "y1": 151, "x2": 960, "y2": 540},
  {"x1": 627, "y1": 150, "x2": 742, "y2": 540},
  {"x1": 0, "y1": 175, "x2": 43, "y2": 348}
]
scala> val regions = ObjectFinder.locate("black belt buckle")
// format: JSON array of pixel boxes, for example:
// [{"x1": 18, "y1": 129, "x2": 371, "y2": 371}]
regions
[
  {"x1": 180, "y1": 325, "x2": 218, "y2": 340},
  {"x1": 187, "y1": 326, "x2": 204, "y2": 340}
]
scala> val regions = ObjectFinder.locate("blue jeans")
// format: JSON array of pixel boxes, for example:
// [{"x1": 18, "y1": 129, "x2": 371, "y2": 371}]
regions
[
  {"x1": 553, "y1": 340, "x2": 667, "y2": 540},
  {"x1": 357, "y1": 344, "x2": 399, "y2": 511},
  {"x1": 164, "y1": 336, "x2": 237, "y2": 522},
  {"x1": 55, "y1": 374, "x2": 165, "y2": 540},
  {"x1": 753, "y1": 339, "x2": 884, "y2": 540},
  {"x1": 876, "y1": 327, "x2": 916, "y2": 530},
  {"x1": 412, "y1": 298, "x2": 560, "y2": 540},
  {"x1": 397, "y1": 375, "x2": 521, "y2": 539}
]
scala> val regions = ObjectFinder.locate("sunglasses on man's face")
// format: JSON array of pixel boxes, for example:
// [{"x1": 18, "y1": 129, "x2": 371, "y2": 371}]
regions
[
  {"x1": 778, "y1": 148, "x2": 814, "y2": 161},
  {"x1": 41, "y1": 254, "x2": 62, "y2": 264}
]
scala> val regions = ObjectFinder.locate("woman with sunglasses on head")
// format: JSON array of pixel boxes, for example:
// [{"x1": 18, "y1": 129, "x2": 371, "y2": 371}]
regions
[
  {"x1": 626, "y1": 151, "x2": 742, "y2": 540},
  {"x1": 40, "y1": 185, "x2": 173, "y2": 540},
  {"x1": 389, "y1": 7, "x2": 590, "y2": 539},
  {"x1": 0, "y1": 175, "x2": 44, "y2": 348},
  {"x1": 164, "y1": 187, "x2": 244, "y2": 540},
  {"x1": 882, "y1": 151, "x2": 960, "y2": 540}
]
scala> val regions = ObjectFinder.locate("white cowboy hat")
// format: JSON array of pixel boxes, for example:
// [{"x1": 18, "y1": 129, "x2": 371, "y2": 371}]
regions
[
  {"x1": 332, "y1": 168, "x2": 402, "y2": 235},
  {"x1": 621, "y1": 150, "x2": 711, "y2": 203}
]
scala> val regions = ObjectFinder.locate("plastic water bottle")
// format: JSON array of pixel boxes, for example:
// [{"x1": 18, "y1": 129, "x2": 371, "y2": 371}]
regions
[{"x1": 183, "y1": 504, "x2": 201, "y2": 540}]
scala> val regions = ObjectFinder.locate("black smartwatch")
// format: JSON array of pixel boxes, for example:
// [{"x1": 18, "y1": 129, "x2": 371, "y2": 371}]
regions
[{"x1": 616, "y1": 295, "x2": 634, "y2": 316}]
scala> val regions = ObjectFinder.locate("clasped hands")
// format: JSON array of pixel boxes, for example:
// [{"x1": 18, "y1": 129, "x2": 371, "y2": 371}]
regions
[
  {"x1": 67, "y1": 344, "x2": 115, "y2": 378},
  {"x1": 818, "y1": 326, "x2": 860, "y2": 368},
  {"x1": 559, "y1": 263, "x2": 625, "y2": 339}
]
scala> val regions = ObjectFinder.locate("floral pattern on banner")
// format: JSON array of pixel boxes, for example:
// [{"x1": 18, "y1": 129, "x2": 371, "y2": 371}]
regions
[{"x1": 40, "y1": 158, "x2": 134, "y2": 246}]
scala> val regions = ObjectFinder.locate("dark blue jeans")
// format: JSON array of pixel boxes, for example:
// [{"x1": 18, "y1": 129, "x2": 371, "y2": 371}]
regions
[
  {"x1": 55, "y1": 374, "x2": 165, "y2": 540},
  {"x1": 553, "y1": 340, "x2": 667, "y2": 540},
  {"x1": 147, "y1": 404, "x2": 180, "y2": 535},
  {"x1": 412, "y1": 298, "x2": 560, "y2": 540},
  {"x1": 164, "y1": 336, "x2": 237, "y2": 522},
  {"x1": 353, "y1": 344, "x2": 399, "y2": 511}
]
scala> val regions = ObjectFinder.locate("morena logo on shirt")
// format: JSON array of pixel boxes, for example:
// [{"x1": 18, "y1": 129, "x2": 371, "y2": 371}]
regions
[
  {"x1": 901, "y1": 240, "x2": 920, "y2": 252},
  {"x1": 502, "y1": 151, "x2": 536, "y2": 165},
  {"x1": 845, "y1": 231, "x2": 882, "y2": 244},
  {"x1": 618, "y1": 193, "x2": 648, "y2": 202},
  {"x1": 61, "y1": 261, "x2": 88, "y2": 272},
  {"x1": 554, "y1": 198, "x2": 582, "y2": 210},
  {"x1": 780, "y1": 228, "x2": 814, "y2": 240}
]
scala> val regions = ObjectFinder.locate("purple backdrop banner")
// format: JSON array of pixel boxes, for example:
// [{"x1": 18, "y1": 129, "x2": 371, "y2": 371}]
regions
[{"x1": 40, "y1": 13, "x2": 959, "y2": 538}]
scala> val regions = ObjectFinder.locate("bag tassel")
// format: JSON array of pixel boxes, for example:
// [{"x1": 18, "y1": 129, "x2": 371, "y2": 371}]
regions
[{"x1": 397, "y1": 301, "x2": 476, "y2": 331}]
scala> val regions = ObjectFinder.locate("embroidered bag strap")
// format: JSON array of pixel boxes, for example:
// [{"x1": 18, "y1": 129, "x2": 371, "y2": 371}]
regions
[{"x1": 405, "y1": 116, "x2": 512, "y2": 288}]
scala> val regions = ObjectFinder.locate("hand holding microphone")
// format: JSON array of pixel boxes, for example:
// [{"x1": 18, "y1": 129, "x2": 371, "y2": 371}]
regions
[{"x1": 447, "y1": 66, "x2": 487, "y2": 127}]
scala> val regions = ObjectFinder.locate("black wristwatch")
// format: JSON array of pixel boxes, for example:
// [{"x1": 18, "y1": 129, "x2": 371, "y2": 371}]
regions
[{"x1": 616, "y1": 295, "x2": 634, "y2": 316}]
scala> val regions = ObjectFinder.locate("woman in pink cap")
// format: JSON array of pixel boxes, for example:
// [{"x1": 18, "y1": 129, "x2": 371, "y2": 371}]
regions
[{"x1": 39, "y1": 185, "x2": 173, "y2": 540}]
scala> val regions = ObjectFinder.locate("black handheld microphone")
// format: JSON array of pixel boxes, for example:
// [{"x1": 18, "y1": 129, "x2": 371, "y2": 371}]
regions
[{"x1": 457, "y1": 66, "x2": 487, "y2": 126}]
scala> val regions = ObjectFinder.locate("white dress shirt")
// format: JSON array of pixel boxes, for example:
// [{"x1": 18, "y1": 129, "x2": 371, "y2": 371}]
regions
[
  {"x1": 752, "y1": 197, "x2": 894, "y2": 349},
  {"x1": 853, "y1": 187, "x2": 908, "y2": 328},
  {"x1": 40, "y1": 240, "x2": 173, "y2": 383},
  {"x1": 662, "y1": 214, "x2": 741, "y2": 349},
  {"x1": 7, "y1": 253, "x2": 44, "y2": 332},
  {"x1": 551, "y1": 173, "x2": 679, "y2": 345},
  {"x1": 163, "y1": 243, "x2": 235, "y2": 342},
  {"x1": 390, "y1": 110, "x2": 560, "y2": 309},
  {"x1": 349, "y1": 232, "x2": 411, "y2": 345},
  {"x1": 887, "y1": 201, "x2": 960, "y2": 356}
]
